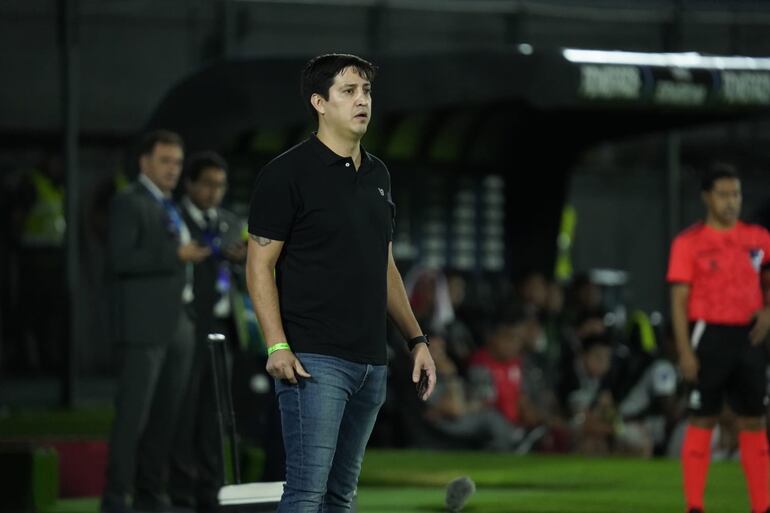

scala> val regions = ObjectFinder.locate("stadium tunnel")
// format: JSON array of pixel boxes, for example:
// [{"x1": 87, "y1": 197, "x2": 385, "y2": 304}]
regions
[{"x1": 145, "y1": 48, "x2": 770, "y2": 276}]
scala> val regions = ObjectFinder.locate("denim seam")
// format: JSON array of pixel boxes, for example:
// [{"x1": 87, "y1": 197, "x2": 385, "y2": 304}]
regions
[
  {"x1": 353, "y1": 364, "x2": 371, "y2": 394},
  {"x1": 295, "y1": 382, "x2": 304, "y2": 488}
]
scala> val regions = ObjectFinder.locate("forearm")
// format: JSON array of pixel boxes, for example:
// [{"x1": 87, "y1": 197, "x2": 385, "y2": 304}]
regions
[
  {"x1": 386, "y1": 260, "x2": 422, "y2": 340},
  {"x1": 671, "y1": 291, "x2": 691, "y2": 357},
  {"x1": 438, "y1": 384, "x2": 466, "y2": 418},
  {"x1": 246, "y1": 263, "x2": 288, "y2": 347}
]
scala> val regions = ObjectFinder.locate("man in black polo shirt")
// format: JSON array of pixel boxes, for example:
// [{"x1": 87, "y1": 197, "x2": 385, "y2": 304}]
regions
[{"x1": 246, "y1": 54, "x2": 436, "y2": 512}]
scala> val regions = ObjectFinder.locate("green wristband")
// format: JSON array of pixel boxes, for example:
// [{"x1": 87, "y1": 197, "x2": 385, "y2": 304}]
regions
[{"x1": 267, "y1": 342, "x2": 291, "y2": 355}]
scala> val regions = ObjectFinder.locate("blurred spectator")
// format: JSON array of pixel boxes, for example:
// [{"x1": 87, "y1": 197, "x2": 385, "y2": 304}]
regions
[
  {"x1": 8, "y1": 154, "x2": 67, "y2": 374},
  {"x1": 533, "y1": 279, "x2": 570, "y2": 389},
  {"x1": 169, "y1": 151, "x2": 246, "y2": 513},
  {"x1": 518, "y1": 310, "x2": 571, "y2": 452},
  {"x1": 420, "y1": 335, "x2": 526, "y2": 451},
  {"x1": 611, "y1": 313, "x2": 679, "y2": 455},
  {"x1": 565, "y1": 272, "x2": 603, "y2": 326},
  {"x1": 101, "y1": 131, "x2": 210, "y2": 513},
  {"x1": 514, "y1": 270, "x2": 549, "y2": 312},
  {"x1": 558, "y1": 334, "x2": 616, "y2": 454},
  {"x1": 558, "y1": 308, "x2": 608, "y2": 388},
  {"x1": 405, "y1": 266, "x2": 454, "y2": 336},
  {"x1": 467, "y1": 306, "x2": 544, "y2": 449},
  {"x1": 615, "y1": 354, "x2": 678, "y2": 456},
  {"x1": 443, "y1": 271, "x2": 478, "y2": 373},
  {"x1": 573, "y1": 311, "x2": 608, "y2": 341}
]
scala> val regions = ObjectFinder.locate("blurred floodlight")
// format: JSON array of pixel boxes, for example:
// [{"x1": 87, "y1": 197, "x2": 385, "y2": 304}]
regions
[
  {"x1": 590, "y1": 268, "x2": 628, "y2": 286},
  {"x1": 563, "y1": 48, "x2": 770, "y2": 70}
]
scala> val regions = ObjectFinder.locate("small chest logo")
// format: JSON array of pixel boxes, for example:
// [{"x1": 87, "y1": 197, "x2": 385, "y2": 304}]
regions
[
  {"x1": 749, "y1": 248, "x2": 764, "y2": 272},
  {"x1": 689, "y1": 390, "x2": 701, "y2": 410},
  {"x1": 378, "y1": 187, "x2": 385, "y2": 197}
]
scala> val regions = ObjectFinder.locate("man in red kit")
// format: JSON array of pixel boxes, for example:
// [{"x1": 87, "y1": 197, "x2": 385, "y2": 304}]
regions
[
  {"x1": 668, "y1": 163, "x2": 770, "y2": 513},
  {"x1": 468, "y1": 307, "x2": 539, "y2": 428}
]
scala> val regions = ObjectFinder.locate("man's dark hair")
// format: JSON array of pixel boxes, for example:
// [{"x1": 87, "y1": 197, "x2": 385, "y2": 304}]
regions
[
  {"x1": 481, "y1": 302, "x2": 532, "y2": 338},
  {"x1": 300, "y1": 53, "x2": 377, "y2": 122},
  {"x1": 701, "y1": 162, "x2": 739, "y2": 192},
  {"x1": 185, "y1": 151, "x2": 228, "y2": 182},
  {"x1": 138, "y1": 130, "x2": 184, "y2": 157},
  {"x1": 580, "y1": 333, "x2": 613, "y2": 353}
]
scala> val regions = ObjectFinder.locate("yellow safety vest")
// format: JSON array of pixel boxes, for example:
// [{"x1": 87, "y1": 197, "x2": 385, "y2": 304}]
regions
[
  {"x1": 554, "y1": 205, "x2": 577, "y2": 282},
  {"x1": 627, "y1": 310, "x2": 657, "y2": 354},
  {"x1": 22, "y1": 171, "x2": 65, "y2": 247}
]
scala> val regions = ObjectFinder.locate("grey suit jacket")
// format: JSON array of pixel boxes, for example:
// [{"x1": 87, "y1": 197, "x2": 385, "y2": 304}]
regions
[{"x1": 109, "y1": 181, "x2": 186, "y2": 346}]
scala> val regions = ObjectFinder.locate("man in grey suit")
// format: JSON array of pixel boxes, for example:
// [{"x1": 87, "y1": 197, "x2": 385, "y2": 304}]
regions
[
  {"x1": 101, "y1": 131, "x2": 211, "y2": 513},
  {"x1": 169, "y1": 151, "x2": 246, "y2": 513}
]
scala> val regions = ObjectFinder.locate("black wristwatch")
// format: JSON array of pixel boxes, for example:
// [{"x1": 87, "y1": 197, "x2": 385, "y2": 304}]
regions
[{"x1": 407, "y1": 334, "x2": 430, "y2": 351}]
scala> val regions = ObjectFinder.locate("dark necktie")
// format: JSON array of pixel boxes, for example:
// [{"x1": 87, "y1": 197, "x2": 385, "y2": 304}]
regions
[{"x1": 203, "y1": 212, "x2": 216, "y2": 233}]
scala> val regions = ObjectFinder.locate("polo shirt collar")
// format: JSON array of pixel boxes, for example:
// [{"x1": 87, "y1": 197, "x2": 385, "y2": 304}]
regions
[{"x1": 309, "y1": 133, "x2": 372, "y2": 170}]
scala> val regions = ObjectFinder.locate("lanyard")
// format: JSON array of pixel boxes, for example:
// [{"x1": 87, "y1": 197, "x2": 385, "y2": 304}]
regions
[
  {"x1": 200, "y1": 215, "x2": 232, "y2": 294},
  {"x1": 158, "y1": 197, "x2": 184, "y2": 239}
]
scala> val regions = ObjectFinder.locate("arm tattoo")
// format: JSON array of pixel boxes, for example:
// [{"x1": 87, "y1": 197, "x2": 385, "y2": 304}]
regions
[{"x1": 249, "y1": 234, "x2": 273, "y2": 247}]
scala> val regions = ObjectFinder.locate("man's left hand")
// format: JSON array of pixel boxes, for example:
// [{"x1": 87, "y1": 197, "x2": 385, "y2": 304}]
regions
[
  {"x1": 411, "y1": 343, "x2": 436, "y2": 401},
  {"x1": 224, "y1": 241, "x2": 247, "y2": 262},
  {"x1": 750, "y1": 307, "x2": 770, "y2": 345}
]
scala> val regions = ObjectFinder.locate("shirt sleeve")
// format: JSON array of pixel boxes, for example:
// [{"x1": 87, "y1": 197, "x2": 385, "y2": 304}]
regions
[
  {"x1": 248, "y1": 163, "x2": 298, "y2": 241},
  {"x1": 666, "y1": 234, "x2": 693, "y2": 284}
]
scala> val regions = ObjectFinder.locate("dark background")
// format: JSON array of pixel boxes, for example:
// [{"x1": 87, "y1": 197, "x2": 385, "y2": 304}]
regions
[{"x1": 2, "y1": 0, "x2": 770, "y2": 406}]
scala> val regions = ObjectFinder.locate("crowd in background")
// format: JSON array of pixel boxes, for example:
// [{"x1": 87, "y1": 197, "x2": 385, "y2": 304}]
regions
[
  {"x1": 0, "y1": 151, "x2": 767, "y2": 465},
  {"x1": 378, "y1": 267, "x2": 759, "y2": 461}
]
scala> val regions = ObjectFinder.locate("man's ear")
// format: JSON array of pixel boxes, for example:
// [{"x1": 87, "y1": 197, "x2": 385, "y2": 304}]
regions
[{"x1": 310, "y1": 93, "x2": 325, "y2": 117}]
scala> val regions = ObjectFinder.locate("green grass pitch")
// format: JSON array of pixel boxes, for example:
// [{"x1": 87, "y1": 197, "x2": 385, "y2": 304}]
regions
[
  {"x1": 45, "y1": 449, "x2": 747, "y2": 513},
  {"x1": 358, "y1": 450, "x2": 747, "y2": 512}
]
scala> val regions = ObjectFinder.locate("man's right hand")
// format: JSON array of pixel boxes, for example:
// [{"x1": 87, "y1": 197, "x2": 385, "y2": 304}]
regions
[
  {"x1": 266, "y1": 349, "x2": 311, "y2": 384},
  {"x1": 178, "y1": 242, "x2": 211, "y2": 263},
  {"x1": 679, "y1": 349, "x2": 699, "y2": 383}
]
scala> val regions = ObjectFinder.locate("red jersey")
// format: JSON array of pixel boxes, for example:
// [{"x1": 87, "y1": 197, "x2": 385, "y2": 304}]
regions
[
  {"x1": 667, "y1": 221, "x2": 770, "y2": 325},
  {"x1": 469, "y1": 348, "x2": 522, "y2": 424}
]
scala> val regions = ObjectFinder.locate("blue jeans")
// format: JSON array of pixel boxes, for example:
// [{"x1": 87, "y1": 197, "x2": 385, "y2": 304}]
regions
[{"x1": 275, "y1": 352, "x2": 387, "y2": 513}]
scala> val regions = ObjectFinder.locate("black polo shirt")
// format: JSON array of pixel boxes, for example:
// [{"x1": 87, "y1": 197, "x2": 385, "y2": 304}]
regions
[{"x1": 248, "y1": 134, "x2": 395, "y2": 365}]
